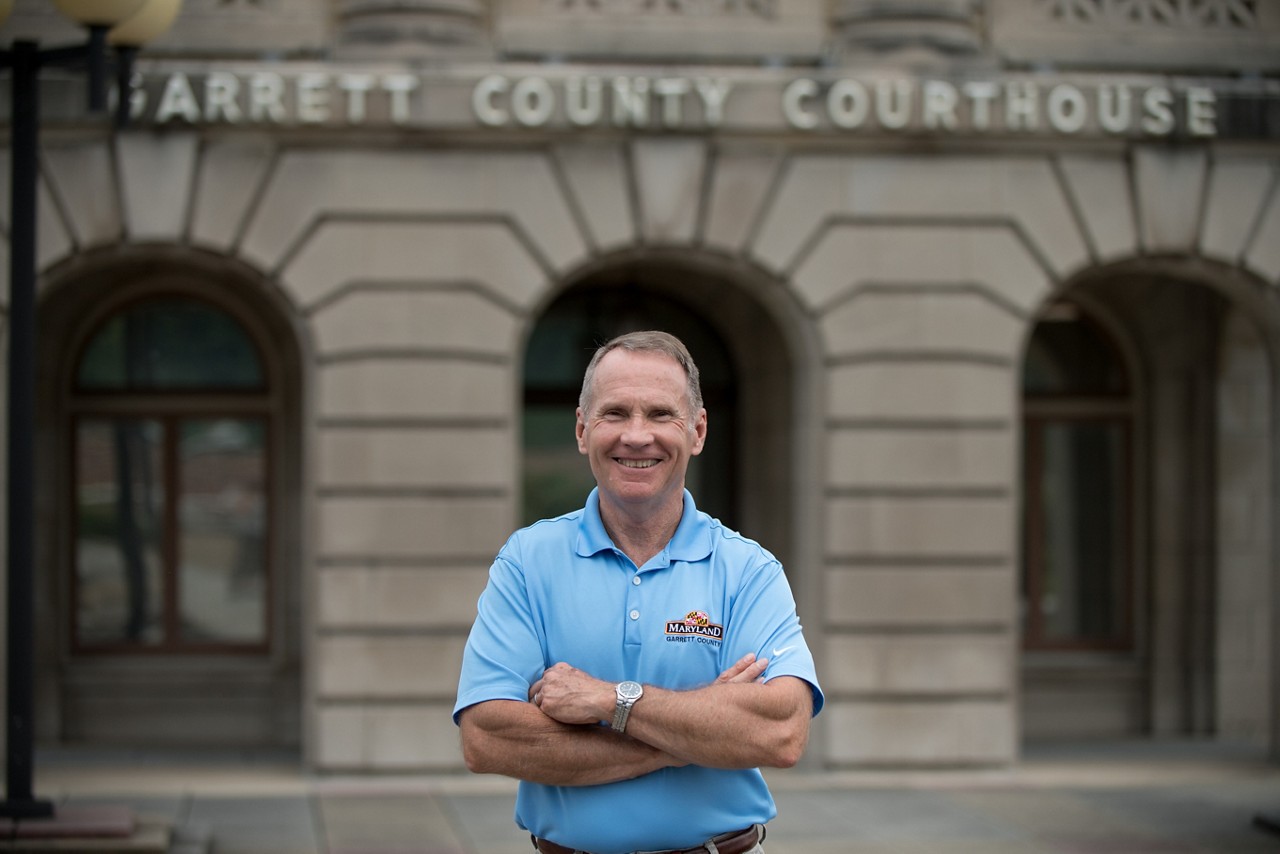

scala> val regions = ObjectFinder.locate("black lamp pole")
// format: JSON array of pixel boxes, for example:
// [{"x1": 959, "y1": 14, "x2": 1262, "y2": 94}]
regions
[{"x1": 0, "y1": 25, "x2": 114, "y2": 821}]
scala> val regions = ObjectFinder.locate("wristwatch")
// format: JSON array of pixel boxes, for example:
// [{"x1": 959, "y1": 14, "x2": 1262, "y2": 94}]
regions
[{"x1": 611, "y1": 680, "x2": 643, "y2": 733}]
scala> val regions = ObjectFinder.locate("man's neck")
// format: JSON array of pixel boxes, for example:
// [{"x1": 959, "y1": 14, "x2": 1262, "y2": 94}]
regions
[{"x1": 599, "y1": 493, "x2": 684, "y2": 568}]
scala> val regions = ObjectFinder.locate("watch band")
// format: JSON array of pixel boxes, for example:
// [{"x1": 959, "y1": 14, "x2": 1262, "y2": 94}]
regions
[
  {"x1": 611, "y1": 681, "x2": 643, "y2": 733},
  {"x1": 611, "y1": 701, "x2": 631, "y2": 733}
]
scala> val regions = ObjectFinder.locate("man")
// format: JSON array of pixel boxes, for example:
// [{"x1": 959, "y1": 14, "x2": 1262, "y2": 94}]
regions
[{"x1": 454, "y1": 330, "x2": 823, "y2": 854}]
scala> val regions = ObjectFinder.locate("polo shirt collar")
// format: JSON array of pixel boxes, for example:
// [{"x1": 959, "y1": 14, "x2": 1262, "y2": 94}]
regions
[{"x1": 577, "y1": 488, "x2": 713, "y2": 567}]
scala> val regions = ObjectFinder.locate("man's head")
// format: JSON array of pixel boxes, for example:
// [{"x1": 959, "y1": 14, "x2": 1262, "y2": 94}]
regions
[
  {"x1": 578, "y1": 330, "x2": 704, "y2": 418},
  {"x1": 575, "y1": 331, "x2": 707, "y2": 515}
]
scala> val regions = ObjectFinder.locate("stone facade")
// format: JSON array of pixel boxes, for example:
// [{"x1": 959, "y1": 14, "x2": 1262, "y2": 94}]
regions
[{"x1": 3, "y1": 0, "x2": 1279, "y2": 772}]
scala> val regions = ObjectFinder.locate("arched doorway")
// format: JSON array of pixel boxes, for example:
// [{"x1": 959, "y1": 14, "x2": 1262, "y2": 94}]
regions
[
  {"x1": 37, "y1": 250, "x2": 305, "y2": 748},
  {"x1": 1020, "y1": 297, "x2": 1142, "y2": 739},
  {"x1": 521, "y1": 255, "x2": 802, "y2": 580},
  {"x1": 1021, "y1": 263, "x2": 1278, "y2": 749}
]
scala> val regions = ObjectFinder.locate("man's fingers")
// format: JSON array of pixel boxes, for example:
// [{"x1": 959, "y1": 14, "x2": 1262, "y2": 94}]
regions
[
  {"x1": 715, "y1": 653, "x2": 751, "y2": 682},
  {"x1": 719, "y1": 652, "x2": 755, "y2": 680},
  {"x1": 717, "y1": 652, "x2": 769, "y2": 683}
]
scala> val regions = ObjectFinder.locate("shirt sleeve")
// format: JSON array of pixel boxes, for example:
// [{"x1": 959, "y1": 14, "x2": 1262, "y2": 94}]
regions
[
  {"x1": 725, "y1": 558, "x2": 825, "y2": 717},
  {"x1": 452, "y1": 544, "x2": 546, "y2": 724}
]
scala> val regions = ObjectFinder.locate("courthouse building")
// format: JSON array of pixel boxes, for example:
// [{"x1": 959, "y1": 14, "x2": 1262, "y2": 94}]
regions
[{"x1": 3, "y1": 0, "x2": 1279, "y2": 772}]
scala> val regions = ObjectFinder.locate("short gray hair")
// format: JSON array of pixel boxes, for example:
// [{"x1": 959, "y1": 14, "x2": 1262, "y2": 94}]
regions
[{"x1": 578, "y1": 330, "x2": 704, "y2": 418}]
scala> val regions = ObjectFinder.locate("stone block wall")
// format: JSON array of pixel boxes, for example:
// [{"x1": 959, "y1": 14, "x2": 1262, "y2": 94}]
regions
[{"x1": 15, "y1": 112, "x2": 1280, "y2": 768}]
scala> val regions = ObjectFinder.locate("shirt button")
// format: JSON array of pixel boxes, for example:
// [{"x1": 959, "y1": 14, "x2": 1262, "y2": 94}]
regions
[
  {"x1": 629, "y1": 610, "x2": 640, "y2": 621},
  {"x1": 632, "y1": 576, "x2": 642, "y2": 586}
]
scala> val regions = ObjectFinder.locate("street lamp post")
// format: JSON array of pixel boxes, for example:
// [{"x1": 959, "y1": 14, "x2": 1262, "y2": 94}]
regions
[{"x1": 0, "y1": 0, "x2": 182, "y2": 821}]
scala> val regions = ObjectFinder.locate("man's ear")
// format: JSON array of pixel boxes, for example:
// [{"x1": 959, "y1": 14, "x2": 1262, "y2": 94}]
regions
[
  {"x1": 691, "y1": 408, "x2": 707, "y2": 456},
  {"x1": 575, "y1": 408, "x2": 588, "y2": 454}
]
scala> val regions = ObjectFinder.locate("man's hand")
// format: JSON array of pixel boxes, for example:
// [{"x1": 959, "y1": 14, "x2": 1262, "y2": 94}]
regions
[{"x1": 529, "y1": 662, "x2": 614, "y2": 725}]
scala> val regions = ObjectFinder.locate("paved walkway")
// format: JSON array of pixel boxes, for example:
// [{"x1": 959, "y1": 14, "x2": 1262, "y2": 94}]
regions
[{"x1": 22, "y1": 742, "x2": 1280, "y2": 853}]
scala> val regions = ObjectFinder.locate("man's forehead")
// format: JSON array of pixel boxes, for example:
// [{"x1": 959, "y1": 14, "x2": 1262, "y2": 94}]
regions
[
  {"x1": 598, "y1": 347, "x2": 682, "y2": 371},
  {"x1": 589, "y1": 351, "x2": 688, "y2": 403},
  {"x1": 594, "y1": 350, "x2": 686, "y2": 385}
]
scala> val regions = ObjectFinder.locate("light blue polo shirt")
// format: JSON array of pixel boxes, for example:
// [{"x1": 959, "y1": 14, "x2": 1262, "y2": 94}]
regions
[{"x1": 454, "y1": 489, "x2": 823, "y2": 854}]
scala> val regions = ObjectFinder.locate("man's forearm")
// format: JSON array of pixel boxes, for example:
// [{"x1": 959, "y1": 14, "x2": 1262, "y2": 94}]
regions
[
  {"x1": 459, "y1": 700, "x2": 680, "y2": 786},
  {"x1": 622, "y1": 677, "x2": 812, "y2": 770},
  {"x1": 531, "y1": 657, "x2": 813, "y2": 771}
]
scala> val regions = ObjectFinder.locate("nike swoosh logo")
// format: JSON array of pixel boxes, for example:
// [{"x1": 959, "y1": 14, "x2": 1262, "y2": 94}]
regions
[{"x1": 772, "y1": 646, "x2": 794, "y2": 658}]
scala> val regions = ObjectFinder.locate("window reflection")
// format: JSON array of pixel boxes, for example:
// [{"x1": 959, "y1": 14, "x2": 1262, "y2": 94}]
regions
[
  {"x1": 179, "y1": 419, "x2": 267, "y2": 644},
  {"x1": 76, "y1": 420, "x2": 165, "y2": 645},
  {"x1": 77, "y1": 297, "x2": 264, "y2": 390},
  {"x1": 1037, "y1": 422, "x2": 1127, "y2": 643},
  {"x1": 1022, "y1": 302, "x2": 1133, "y2": 651}
]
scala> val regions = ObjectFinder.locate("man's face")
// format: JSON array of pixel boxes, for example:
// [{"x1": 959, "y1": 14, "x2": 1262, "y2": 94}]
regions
[{"x1": 576, "y1": 349, "x2": 706, "y2": 513}]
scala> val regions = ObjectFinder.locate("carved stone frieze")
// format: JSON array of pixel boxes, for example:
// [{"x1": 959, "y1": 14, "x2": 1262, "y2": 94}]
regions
[
  {"x1": 991, "y1": 0, "x2": 1279, "y2": 72},
  {"x1": 1037, "y1": 0, "x2": 1259, "y2": 28}
]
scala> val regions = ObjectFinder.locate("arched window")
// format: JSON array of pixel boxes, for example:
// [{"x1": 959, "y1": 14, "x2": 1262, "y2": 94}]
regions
[
  {"x1": 70, "y1": 296, "x2": 272, "y2": 652},
  {"x1": 1022, "y1": 301, "x2": 1134, "y2": 650},
  {"x1": 523, "y1": 286, "x2": 737, "y2": 527}
]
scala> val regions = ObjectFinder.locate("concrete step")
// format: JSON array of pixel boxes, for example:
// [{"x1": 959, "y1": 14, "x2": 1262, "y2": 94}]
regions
[{"x1": 0, "y1": 806, "x2": 182, "y2": 853}]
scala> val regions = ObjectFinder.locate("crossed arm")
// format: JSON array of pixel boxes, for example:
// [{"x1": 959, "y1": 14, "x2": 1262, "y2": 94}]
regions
[{"x1": 458, "y1": 653, "x2": 813, "y2": 786}]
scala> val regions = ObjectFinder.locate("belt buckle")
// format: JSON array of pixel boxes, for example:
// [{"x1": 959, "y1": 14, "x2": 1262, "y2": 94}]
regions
[
  {"x1": 668, "y1": 824, "x2": 760, "y2": 854},
  {"x1": 534, "y1": 825, "x2": 761, "y2": 854},
  {"x1": 701, "y1": 825, "x2": 761, "y2": 854}
]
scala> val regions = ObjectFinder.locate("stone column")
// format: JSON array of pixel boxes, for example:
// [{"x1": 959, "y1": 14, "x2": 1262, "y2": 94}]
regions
[{"x1": 336, "y1": 0, "x2": 490, "y2": 60}]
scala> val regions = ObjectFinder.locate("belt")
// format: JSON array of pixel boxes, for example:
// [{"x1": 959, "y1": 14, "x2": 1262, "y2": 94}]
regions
[{"x1": 533, "y1": 824, "x2": 763, "y2": 854}]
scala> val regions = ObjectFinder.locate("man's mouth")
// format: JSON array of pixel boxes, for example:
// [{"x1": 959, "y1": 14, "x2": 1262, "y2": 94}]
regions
[{"x1": 616, "y1": 458, "x2": 659, "y2": 469}]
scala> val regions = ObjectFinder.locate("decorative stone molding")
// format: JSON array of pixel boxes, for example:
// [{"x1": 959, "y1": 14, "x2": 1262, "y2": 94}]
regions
[
  {"x1": 832, "y1": 0, "x2": 986, "y2": 66},
  {"x1": 494, "y1": 0, "x2": 824, "y2": 62},
  {"x1": 543, "y1": 0, "x2": 777, "y2": 15},
  {"x1": 336, "y1": 0, "x2": 490, "y2": 60}
]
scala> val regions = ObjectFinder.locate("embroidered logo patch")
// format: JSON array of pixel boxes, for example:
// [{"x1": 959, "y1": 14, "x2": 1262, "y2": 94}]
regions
[{"x1": 665, "y1": 610, "x2": 723, "y2": 645}]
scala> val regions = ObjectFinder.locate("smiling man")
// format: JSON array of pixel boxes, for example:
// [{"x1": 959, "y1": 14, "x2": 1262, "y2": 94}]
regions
[{"x1": 454, "y1": 330, "x2": 823, "y2": 854}]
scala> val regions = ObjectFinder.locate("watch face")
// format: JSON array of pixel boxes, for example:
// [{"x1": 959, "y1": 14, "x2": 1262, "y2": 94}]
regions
[{"x1": 618, "y1": 681, "x2": 643, "y2": 701}]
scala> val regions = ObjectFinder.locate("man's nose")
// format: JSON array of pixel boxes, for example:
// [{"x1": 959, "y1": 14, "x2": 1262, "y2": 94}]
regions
[{"x1": 620, "y1": 415, "x2": 654, "y2": 443}]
